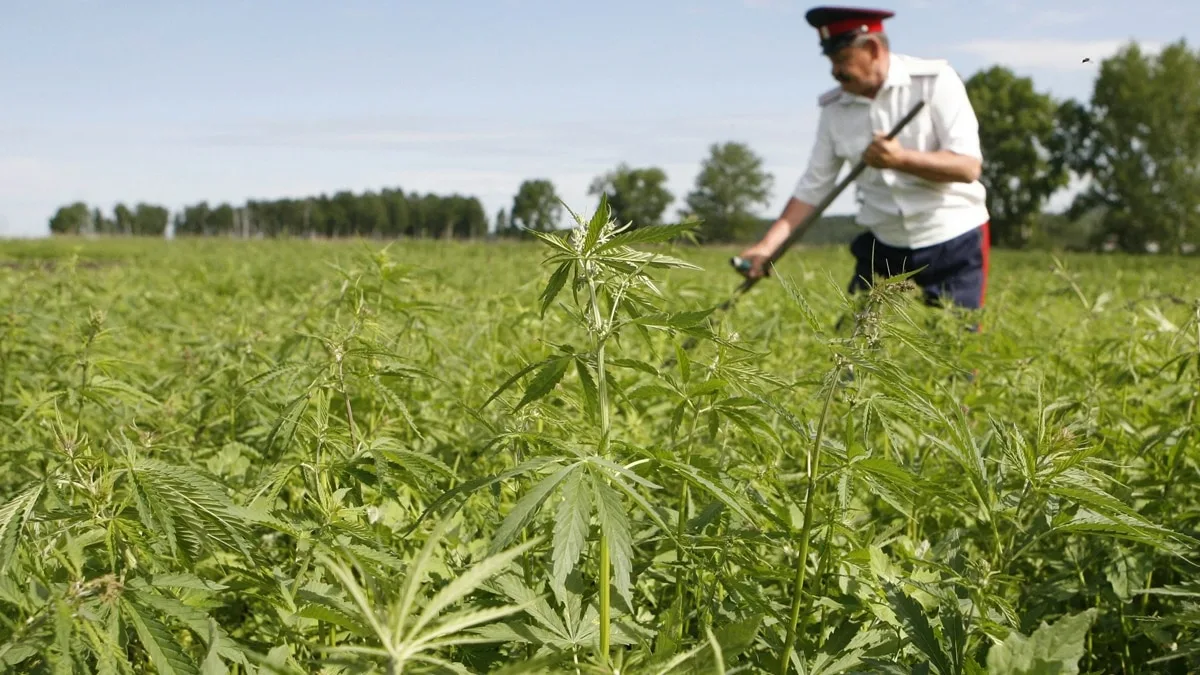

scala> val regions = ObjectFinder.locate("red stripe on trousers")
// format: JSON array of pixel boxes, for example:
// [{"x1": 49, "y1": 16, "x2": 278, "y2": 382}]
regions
[{"x1": 979, "y1": 221, "x2": 991, "y2": 308}]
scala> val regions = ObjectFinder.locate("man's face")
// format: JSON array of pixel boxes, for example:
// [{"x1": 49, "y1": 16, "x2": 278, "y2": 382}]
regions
[{"x1": 829, "y1": 38, "x2": 883, "y2": 96}]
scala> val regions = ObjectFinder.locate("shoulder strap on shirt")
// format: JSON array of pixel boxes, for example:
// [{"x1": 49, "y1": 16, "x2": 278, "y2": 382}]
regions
[
  {"x1": 818, "y1": 86, "x2": 843, "y2": 106},
  {"x1": 899, "y1": 54, "x2": 950, "y2": 78}
]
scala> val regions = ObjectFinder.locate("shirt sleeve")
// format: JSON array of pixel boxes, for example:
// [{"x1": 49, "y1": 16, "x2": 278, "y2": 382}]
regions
[
  {"x1": 929, "y1": 65, "x2": 983, "y2": 159},
  {"x1": 791, "y1": 108, "x2": 845, "y2": 205}
]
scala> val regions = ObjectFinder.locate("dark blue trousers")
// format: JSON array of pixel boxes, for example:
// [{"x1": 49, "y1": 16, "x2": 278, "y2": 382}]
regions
[{"x1": 847, "y1": 222, "x2": 991, "y2": 310}]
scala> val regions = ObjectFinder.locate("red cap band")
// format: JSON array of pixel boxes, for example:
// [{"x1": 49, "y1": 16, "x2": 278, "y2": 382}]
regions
[{"x1": 817, "y1": 18, "x2": 884, "y2": 40}]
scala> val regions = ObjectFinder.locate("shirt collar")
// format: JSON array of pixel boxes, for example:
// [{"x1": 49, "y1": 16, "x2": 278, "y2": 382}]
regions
[
  {"x1": 838, "y1": 53, "x2": 908, "y2": 105},
  {"x1": 882, "y1": 53, "x2": 910, "y2": 89}
]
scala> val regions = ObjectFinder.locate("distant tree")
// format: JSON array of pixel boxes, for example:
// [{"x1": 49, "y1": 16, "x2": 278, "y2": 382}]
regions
[
  {"x1": 383, "y1": 189, "x2": 410, "y2": 237},
  {"x1": 587, "y1": 163, "x2": 674, "y2": 229},
  {"x1": 49, "y1": 202, "x2": 90, "y2": 235},
  {"x1": 91, "y1": 207, "x2": 114, "y2": 235},
  {"x1": 460, "y1": 196, "x2": 488, "y2": 238},
  {"x1": 494, "y1": 208, "x2": 509, "y2": 236},
  {"x1": 1061, "y1": 40, "x2": 1200, "y2": 254},
  {"x1": 683, "y1": 142, "x2": 774, "y2": 242},
  {"x1": 416, "y1": 194, "x2": 443, "y2": 238},
  {"x1": 133, "y1": 203, "x2": 170, "y2": 237},
  {"x1": 210, "y1": 204, "x2": 236, "y2": 236},
  {"x1": 114, "y1": 203, "x2": 135, "y2": 236},
  {"x1": 965, "y1": 66, "x2": 1070, "y2": 248},
  {"x1": 357, "y1": 191, "x2": 389, "y2": 238},
  {"x1": 179, "y1": 202, "x2": 211, "y2": 236},
  {"x1": 56, "y1": 186, "x2": 498, "y2": 241},
  {"x1": 510, "y1": 179, "x2": 562, "y2": 233}
]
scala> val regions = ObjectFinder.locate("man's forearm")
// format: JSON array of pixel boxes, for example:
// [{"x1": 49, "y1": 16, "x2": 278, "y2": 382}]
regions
[
  {"x1": 760, "y1": 198, "x2": 817, "y2": 254},
  {"x1": 896, "y1": 149, "x2": 981, "y2": 183}
]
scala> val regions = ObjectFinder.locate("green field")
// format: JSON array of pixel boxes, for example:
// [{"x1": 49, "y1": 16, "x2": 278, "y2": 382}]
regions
[{"x1": 1, "y1": 217, "x2": 1197, "y2": 674}]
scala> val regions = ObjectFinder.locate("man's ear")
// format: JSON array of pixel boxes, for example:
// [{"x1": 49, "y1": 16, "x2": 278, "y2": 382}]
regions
[{"x1": 867, "y1": 36, "x2": 884, "y2": 58}]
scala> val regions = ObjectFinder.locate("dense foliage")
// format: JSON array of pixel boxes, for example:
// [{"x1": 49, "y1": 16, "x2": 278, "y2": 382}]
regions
[
  {"x1": 50, "y1": 189, "x2": 490, "y2": 241},
  {"x1": 1, "y1": 205, "x2": 1197, "y2": 673}
]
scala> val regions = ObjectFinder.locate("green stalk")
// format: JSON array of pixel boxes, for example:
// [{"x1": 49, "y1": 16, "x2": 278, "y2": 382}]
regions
[
  {"x1": 599, "y1": 533, "x2": 611, "y2": 664},
  {"x1": 586, "y1": 263, "x2": 613, "y2": 666},
  {"x1": 672, "y1": 409, "x2": 702, "y2": 644},
  {"x1": 779, "y1": 363, "x2": 841, "y2": 675}
]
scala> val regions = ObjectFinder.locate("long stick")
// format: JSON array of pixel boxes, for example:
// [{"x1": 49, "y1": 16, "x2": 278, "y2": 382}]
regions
[
  {"x1": 665, "y1": 99, "x2": 926, "y2": 364},
  {"x1": 728, "y1": 99, "x2": 926, "y2": 299}
]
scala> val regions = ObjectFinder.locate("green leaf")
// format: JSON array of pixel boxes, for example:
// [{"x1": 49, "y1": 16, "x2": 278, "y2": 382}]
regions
[
  {"x1": 986, "y1": 609, "x2": 1098, "y2": 675},
  {"x1": 0, "y1": 483, "x2": 42, "y2": 574},
  {"x1": 491, "y1": 462, "x2": 581, "y2": 553},
  {"x1": 886, "y1": 584, "x2": 952, "y2": 675},
  {"x1": 122, "y1": 598, "x2": 199, "y2": 675},
  {"x1": 128, "y1": 459, "x2": 255, "y2": 562},
  {"x1": 610, "y1": 358, "x2": 661, "y2": 377},
  {"x1": 582, "y1": 192, "x2": 611, "y2": 252},
  {"x1": 575, "y1": 357, "x2": 599, "y2": 420},
  {"x1": 516, "y1": 356, "x2": 572, "y2": 410},
  {"x1": 130, "y1": 587, "x2": 247, "y2": 665},
  {"x1": 265, "y1": 390, "x2": 311, "y2": 454},
  {"x1": 408, "y1": 537, "x2": 542, "y2": 641},
  {"x1": 294, "y1": 580, "x2": 375, "y2": 637},
  {"x1": 551, "y1": 469, "x2": 592, "y2": 599},
  {"x1": 656, "y1": 458, "x2": 759, "y2": 527},
  {"x1": 539, "y1": 262, "x2": 572, "y2": 317},
  {"x1": 481, "y1": 359, "x2": 546, "y2": 409},
  {"x1": 86, "y1": 375, "x2": 159, "y2": 406},
  {"x1": 591, "y1": 471, "x2": 634, "y2": 608},
  {"x1": 400, "y1": 457, "x2": 562, "y2": 538},
  {"x1": 596, "y1": 218, "x2": 699, "y2": 251},
  {"x1": 200, "y1": 619, "x2": 229, "y2": 675}
]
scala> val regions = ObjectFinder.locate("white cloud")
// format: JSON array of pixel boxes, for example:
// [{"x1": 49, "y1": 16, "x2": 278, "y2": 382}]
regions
[{"x1": 951, "y1": 38, "x2": 1162, "y2": 71}]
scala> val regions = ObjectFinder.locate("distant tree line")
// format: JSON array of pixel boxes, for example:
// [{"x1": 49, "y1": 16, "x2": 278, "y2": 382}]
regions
[
  {"x1": 50, "y1": 189, "x2": 489, "y2": 240},
  {"x1": 48, "y1": 40, "x2": 1199, "y2": 254}
]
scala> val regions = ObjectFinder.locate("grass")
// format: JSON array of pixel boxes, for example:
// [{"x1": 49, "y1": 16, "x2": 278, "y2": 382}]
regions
[{"x1": 0, "y1": 209, "x2": 1197, "y2": 674}]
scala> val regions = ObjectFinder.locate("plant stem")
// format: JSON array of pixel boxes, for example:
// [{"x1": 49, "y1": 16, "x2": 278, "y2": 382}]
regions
[
  {"x1": 779, "y1": 363, "x2": 841, "y2": 675},
  {"x1": 599, "y1": 532, "x2": 611, "y2": 666},
  {"x1": 587, "y1": 265, "x2": 613, "y2": 668},
  {"x1": 672, "y1": 409, "x2": 701, "y2": 644},
  {"x1": 337, "y1": 352, "x2": 357, "y2": 450}
]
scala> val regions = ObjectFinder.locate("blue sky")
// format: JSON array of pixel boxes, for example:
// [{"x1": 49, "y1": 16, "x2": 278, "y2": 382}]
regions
[{"x1": 0, "y1": 0, "x2": 1191, "y2": 237}]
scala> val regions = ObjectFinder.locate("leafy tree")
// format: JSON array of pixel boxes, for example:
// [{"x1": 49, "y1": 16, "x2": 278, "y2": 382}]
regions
[
  {"x1": 683, "y1": 142, "x2": 774, "y2": 243},
  {"x1": 210, "y1": 204, "x2": 236, "y2": 236},
  {"x1": 965, "y1": 66, "x2": 1070, "y2": 248},
  {"x1": 510, "y1": 179, "x2": 562, "y2": 233},
  {"x1": 587, "y1": 163, "x2": 674, "y2": 229},
  {"x1": 383, "y1": 189, "x2": 411, "y2": 237},
  {"x1": 494, "y1": 208, "x2": 508, "y2": 236},
  {"x1": 457, "y1": 196, "x2": 488, "y2": 238},
  {"x1": 1061, "y1": 40, "x2": 1200, "y2": 254},
  {"x1": 48, "y1": 202, "x2": 90, "y2": 235},
  {"x1": 179, "y1": 202, "x2": 211, "y2": 236},
  {"x1": 92, "y1": 207, "x2": 115, "y2": 235},
  {"x1": 330, "y1": 191, "x2": 358, "y2": 238},
  {"x1": 48, "y1": 187, "x2": 504, "y2": 241},
  {"x1": 357, "y1": 191, "x2": 389, "y2": 238},
  {"x1": 114, "y1": 203, "x2": 135, "y2": 236}
]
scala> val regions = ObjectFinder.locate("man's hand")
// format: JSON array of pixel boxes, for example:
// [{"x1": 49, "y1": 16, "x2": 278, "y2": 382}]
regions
[
  {"x1": 863, "y1": 132, "x2": 982, "y2": 183},
  {"x1": 730, "y1": 198, "x2": 817, "y2": 281},
  {"x1": 734, "y1": 244, "x2": 774, "y2": 280},
  {"x1": 862, "y1": 132, "x2": 909, "y2": 170}
]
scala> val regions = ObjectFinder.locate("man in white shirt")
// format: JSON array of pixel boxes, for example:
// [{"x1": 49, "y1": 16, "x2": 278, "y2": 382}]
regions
[{"x1": 736, "y1": 5, "x2": 992, "y2": 312}]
